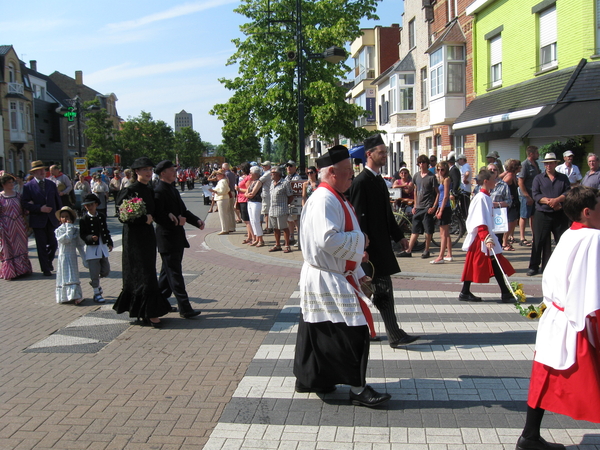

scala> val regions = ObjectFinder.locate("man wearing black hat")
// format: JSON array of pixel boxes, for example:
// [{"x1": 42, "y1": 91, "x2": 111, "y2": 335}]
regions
[
  {"x1": 294, "y1": 145, "x2": 391, "y2": 407},
  {"x1": 347, "y1": 134, "x2": 420, "y2": 348},
  {"x1": 153, "y1": 160, "x2": 203, "y2": 318}
]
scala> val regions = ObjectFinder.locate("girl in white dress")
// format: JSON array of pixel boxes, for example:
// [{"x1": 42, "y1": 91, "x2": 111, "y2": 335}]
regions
[{"x1": 55, "y1": 207, "x2": 87, "y2": 304}]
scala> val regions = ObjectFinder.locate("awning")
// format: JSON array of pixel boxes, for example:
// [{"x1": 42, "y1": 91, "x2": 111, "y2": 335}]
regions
[
  {"x1": 512, "y1": 100, "x2": 600, "y2": 138},
  {"x1": 349, "y1": 145, "x2": 365, "y2": 163},
  {"x1": 454, "y1": 118, "x2": 530, "y2": 142}
]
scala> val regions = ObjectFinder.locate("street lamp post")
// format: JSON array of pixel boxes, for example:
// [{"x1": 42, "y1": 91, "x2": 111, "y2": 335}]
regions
[
  {"x1": 56, "y1": 96, "x2": 100, "y2": 158},
  {"x1": 293, "y1": 0, "x2": 346, "y2": 175}
]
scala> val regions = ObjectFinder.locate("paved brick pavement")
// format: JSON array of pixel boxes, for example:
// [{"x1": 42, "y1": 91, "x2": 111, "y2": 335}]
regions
[{"x1": 1, "y1": 187, "x2": 597, "y2": 449}]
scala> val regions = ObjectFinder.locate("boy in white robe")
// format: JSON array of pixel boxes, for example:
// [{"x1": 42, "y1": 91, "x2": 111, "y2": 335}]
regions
[{"x1": 517, "y1": 186, "x2": 600, "y2": 450}]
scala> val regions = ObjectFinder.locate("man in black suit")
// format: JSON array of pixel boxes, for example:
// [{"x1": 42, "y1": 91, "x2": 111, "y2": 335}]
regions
[
  {"x1": 21, "y1": 160, "x2": 62, "y2": 276},
  {"x1": 347, "y1": 135, "x2": 420, "y2": 348},
  {"x1": 153, "y1": 160, "x2": 204, "y2": 318}
]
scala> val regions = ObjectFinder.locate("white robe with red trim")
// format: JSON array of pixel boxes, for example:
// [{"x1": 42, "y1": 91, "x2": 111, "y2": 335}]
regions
[{"x1": 299, "y1": 187, "x2": 367, "y2": 326}]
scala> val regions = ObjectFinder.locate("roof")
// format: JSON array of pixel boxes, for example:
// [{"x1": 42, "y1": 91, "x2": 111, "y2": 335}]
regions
[
  {"x1": 426, "y1": 19, "x2": 466, "y2": 54},
  {"x1": 26, "y1": 67, "x2": 70, "y2": 106},
  {"x1": 48, "y1": 71, "x2": 102, "y2": 103},
  {"x1": 454, "y1": 64, "x2": 577, "y2": 124},
  {"x1": 372, "y1": 52, "x2": 416, "y2": 85}
]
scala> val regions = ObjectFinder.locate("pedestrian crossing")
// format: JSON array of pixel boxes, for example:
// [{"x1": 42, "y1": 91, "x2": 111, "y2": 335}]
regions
[{"x1": 203, "y1": 289, "x2": 600, "y2": 449}]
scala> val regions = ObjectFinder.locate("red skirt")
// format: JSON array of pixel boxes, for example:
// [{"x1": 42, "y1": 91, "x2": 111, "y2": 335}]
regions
[
  {"x1": 527, "y1": 316, "x2": 600, "y2": 423},
  {"x1": 461, "y1": 239, "x2": 515, "y2": 283}
]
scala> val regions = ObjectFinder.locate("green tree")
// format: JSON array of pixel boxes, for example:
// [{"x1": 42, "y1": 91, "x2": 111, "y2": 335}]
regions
[
  {"x1": 116, "y1": 112, "x2": 174, "y2": 167},
  {"x1": 211, "y1": 0, "x2": 378, "y2": 160},
  {"x1": 174, "y1": 127, "x2": 207, "y2": 167},
  {"x1": 82, "y1": 99, "x2": 117, "y2": 167}
]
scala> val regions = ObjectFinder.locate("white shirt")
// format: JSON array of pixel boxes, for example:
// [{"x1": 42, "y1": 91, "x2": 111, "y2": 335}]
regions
[
  {"x1": 299, "y1": 187, "x2": 367, "y2": 326},
  {"x1": 556, "y1": 163, "x2": 582, "y2": 184},
  {"x1": 459, "y1": 162, "x2": 472, "y2": 192},
  {"x1": 534, "y1": 227, "x2": 600, "y2": 370}
]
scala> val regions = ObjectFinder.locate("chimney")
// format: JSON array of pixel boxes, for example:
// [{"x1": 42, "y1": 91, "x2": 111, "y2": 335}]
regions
[
  {"x1": 75, "y1": 70, "x2": 83, "y2": 85},
  {"x1": 30, "y1": 60, "x2": 37, "y2": 72}
]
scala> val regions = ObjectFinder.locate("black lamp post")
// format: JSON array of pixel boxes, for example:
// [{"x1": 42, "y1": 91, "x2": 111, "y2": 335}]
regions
[
  {"x1": 294, "y1": 0, "x2": 346, "y2": 175},
  {"x1": 56, "y1": 96, "x2": 100, "y2": 157}
]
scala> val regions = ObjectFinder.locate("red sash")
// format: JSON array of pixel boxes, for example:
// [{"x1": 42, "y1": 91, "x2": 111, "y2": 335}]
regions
[{"x1": 319, "y1": 182, "x2": 376, "y2": 337}]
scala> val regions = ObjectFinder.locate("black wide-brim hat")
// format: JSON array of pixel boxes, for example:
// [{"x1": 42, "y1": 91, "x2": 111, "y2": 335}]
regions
[
  {"x1": 131, "y1": 157, "x2": 156, "y2": 170},
  {"x1": 363, "y1": 134, "x2": 385, "y2": 152},
  {"x1": 81, "y1": 193, "x2": 101, "y2": 206}
]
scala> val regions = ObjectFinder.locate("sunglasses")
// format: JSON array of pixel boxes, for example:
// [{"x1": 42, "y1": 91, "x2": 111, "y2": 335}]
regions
[{"x1": 307, "y1": 171, "x2": 315, "y2": 174}]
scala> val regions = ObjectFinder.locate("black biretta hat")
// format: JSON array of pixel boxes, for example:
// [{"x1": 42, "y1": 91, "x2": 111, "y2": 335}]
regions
[
  {"x1": 363, "y1": 134, "x2": 385, "y2": 151},
  {"x1": 131, "y1": 157, "x2": 156, "y2": 170},
  {"x1": 155, "y1": 160, "x2": 174, "y2": 175},
  {"x1": 315, "y1": 145, "x2": 350, "y2": 169}
]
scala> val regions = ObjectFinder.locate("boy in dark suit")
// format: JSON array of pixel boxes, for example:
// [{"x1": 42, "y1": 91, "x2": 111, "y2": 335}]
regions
[
  {"x1": 21, "y1": 160, "x2": 61, "y2": 276},
  {"x1": 80, "y1": 194, "x2": 113, "y2": 303},
  {"x1": 153, "y1": 160, "x2": 204, "y2": 318}
]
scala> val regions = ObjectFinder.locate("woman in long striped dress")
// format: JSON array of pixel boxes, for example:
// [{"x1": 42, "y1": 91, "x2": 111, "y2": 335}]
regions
[{"x1": 0, "y1": 173, "x2": 32, "y2": 280}]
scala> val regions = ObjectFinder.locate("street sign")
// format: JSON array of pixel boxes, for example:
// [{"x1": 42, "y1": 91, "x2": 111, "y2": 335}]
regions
[{"x1": 74, "y1": 157, "x2": 88, "y2": 176}]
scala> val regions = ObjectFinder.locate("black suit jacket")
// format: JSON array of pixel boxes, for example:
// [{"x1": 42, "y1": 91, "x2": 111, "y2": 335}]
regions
[
  {"x1": 449, "y1": 164, "x2": 462, "y2": 195},
  {"x1": 21, "y1": 178, "x2": 61, "y2": 229},
  {"x1": 153, "y1": 180, "x2": 201, "y2": 253},
  {"x1": 347, "y1": 169, "x2": 405, "y2": 276},
  {"x1": 79, "y1": 212, "x2": 113, "y2": 248}
]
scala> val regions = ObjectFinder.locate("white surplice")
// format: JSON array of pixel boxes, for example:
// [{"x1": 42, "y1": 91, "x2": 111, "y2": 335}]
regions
[
  {"x1": 299, "y1": 187, "x2": 367, "y2": 326},
  {"x1": 461, "y1": 191, "x2": 503, "y2": 254},
  {"x1": 534, "y1": 227, "x2": 600, "y2": 370}
]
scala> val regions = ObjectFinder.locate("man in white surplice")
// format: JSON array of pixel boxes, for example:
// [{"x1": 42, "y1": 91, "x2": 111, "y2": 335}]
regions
[{"x1": 293, "y1": 145, "x2": 391, "y2": 408}]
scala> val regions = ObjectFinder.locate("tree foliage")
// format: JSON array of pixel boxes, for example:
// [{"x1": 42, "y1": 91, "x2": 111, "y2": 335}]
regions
[
  {"x1": 211, "y1": 0, "x2": 378, "y2": 158},
  {"x1": 174, "y1": 127, "x2": 207, "y2": 167},
  {"x1": 116, "y1": 112, "x2": 175, "y2": 167},
  {"x1": 83, "y1": 99, "x2": 117, "y2": 167}
]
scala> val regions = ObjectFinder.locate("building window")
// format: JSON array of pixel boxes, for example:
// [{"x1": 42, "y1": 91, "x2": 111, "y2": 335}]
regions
[
  {"x1": 420, "y1": 67, "x2": 428, "y2": 109},
  {"x1": 354, "y1": 46, "x2": 375, "y2": 83},
  {"x1": 389, "y1": 76, "x2": 397, "y2": 114},
  {"x1": 408, "y1": 19, "x2": 416, "y2": 49},
  {"x1": 398, "y1": 73, "x2": 415, "y2": 111},
  {"x1": 539, "y1": 5, "x2": 557, "y2": 70},
  {"x1": 447, "y1": 46, "x2": 465, "y2": 93},
  {"x1": 430, "y1": 48, "x2": 444, "y2": 97},
  {"x1": 426, "y1": 137, "x2": 433, "y2": 155},
  {"x1": 435, "y1": 134, "x2": 442, "y2": 159},
  {"x1": 34, "y1": 84, "x2": 46, "y2": 100},
  {"x1": 68, "y1": 127, "x2": 76, "y2": 147},
  {"x1": 454, "y1": 135, "x2": 465, "y2": 153},
  {"x1": 448, "y1": 0, "x2": 458, "y2": 21},
  {"x1": 25, "y1": 105, "x2": 31, "y2": 133},
  {"x1": 10, "y1": 102, "x2": 18, "y2": 130},
  {"x1": 490, "y1": 35, "x2": 502, "y2": 87},
  {"x1": 8, "y1": 63, "x2": 15, "y2": 83}
]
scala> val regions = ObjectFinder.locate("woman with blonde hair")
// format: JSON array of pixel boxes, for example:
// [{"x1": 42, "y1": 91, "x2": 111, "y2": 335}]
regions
[
  {"x1": 431, "y1": 161, "x2": 452, "y2": 264},
  {"x1": 210, "y1": 170, "x2": 233, "y2": 235}
]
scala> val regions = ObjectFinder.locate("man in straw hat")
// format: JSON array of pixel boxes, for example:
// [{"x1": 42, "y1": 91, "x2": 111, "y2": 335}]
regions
[
  {"x1": 527, "y1": 152, "x2": 570, "y2": 277},
  {"x1": 293, "y1": 145, "x2": 391, "y2": 407},
  {"x1": 21, "y1": 160, "x2": 62, "y2": 276}
]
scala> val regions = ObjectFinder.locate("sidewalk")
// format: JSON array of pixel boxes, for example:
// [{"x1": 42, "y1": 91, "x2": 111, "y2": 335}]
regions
[{"x1": 1, "y1": 188, "x2": 595, "y2": 449}]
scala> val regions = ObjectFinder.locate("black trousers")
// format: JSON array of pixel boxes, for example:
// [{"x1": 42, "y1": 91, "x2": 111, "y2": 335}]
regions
[
  {"x1": 33, "y1": 223, "x2": 57, "y2": 273},
  {"x1": 529, "y1": 210, "x2": 568, "y2": 271},
  {"x1": 158, "y1": 250, "x2": 193, "y2": 313},
  {"x1": 371, "y1": 274, "x2": 404, "y2": 343}
]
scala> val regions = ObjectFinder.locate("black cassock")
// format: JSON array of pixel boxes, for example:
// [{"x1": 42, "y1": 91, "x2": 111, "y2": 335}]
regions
[{"x1": 113, "y1": 181, "x2": 172, "y2": 319}]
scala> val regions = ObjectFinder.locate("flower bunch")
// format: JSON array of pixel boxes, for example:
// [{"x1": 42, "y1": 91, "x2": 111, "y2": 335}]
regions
[
  {"x1": 119, "y1": 197, "x2": 146, "y2": 222},
  {"x1": 510, "y1": 282, "x2": 546, "y2": 320}
]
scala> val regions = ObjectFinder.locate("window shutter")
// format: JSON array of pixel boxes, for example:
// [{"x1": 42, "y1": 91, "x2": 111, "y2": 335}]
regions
[
  {"x1": 539, "y1": 6, "x2": 557, "y2": 48},
  {"x1": 490, "y1": 35, "x2": 502, "y2": 66}
]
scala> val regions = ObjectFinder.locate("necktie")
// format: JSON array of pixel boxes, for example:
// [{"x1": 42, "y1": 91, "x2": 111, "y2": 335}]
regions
[{"x1": 40, "y1": 180, "x2": 45, "y2": 192}]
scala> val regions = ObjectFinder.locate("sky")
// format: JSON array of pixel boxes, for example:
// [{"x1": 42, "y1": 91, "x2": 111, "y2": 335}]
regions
[{"x1": 2, "y1": 0, "x2": 404, "y2": 146}]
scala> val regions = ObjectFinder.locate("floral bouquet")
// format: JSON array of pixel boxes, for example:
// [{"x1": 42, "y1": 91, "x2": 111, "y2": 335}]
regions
[
  {"x1": 119, "y1": 197, "x2": 146, "y2": 222},
  {"x1": 511, "y1": 281, "x2": 547, "y2": 320}
]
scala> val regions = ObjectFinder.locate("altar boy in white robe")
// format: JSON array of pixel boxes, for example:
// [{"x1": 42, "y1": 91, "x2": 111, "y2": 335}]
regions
[
  {"x1": 293, "y1": 145, "x2": 391, "y2": 408},
  {"x1": 516, "y1": 186, "x2": 600, "y2": 450}
]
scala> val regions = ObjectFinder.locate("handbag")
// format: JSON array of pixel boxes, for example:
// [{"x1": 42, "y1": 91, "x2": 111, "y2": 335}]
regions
[
  {"x1": 492, "y1": 207, "x2": 509, "y2": 233},
  {"x1": 360, "y1": 260, "x2": 375, "y2": 299}
]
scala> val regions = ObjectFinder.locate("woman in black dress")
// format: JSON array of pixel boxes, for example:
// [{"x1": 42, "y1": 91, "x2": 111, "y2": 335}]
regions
[{"x1": 113, "y1": 157, "x2": 172, "y2": 328}]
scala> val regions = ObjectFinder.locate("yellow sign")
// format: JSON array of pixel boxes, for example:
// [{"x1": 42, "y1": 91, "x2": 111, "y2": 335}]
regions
[{"x1": 75, "y1": 157, "x2": 88, "y2": 176}]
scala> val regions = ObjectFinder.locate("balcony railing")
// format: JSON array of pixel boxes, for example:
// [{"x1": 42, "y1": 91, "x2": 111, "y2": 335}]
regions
[{"x1": 8, "y1": 82, "x2": 24, "y2": 95}]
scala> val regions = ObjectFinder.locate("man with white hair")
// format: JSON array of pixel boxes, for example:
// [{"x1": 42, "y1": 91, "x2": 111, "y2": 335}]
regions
[
  {"x1": 556, "y1": 150, "x2": 582, "y2": 187},
  {"x1": 294, "y1": 145, "x2": 391, "y2": 408}
]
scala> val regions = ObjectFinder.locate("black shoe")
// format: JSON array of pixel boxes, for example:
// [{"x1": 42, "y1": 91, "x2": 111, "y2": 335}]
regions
[
  {"x1": 148, "y1": 319, "x2": 162, "y2": 329},
  {"x1": 421, "y1": 251, "x2": 430, "y2": 259},
  {"x1": 459, "y1": 292, "x2": 482, "y2": 302},
  {"x1": 43, "y1": 271, "x2": 53, "y2": 276},
  {"x1": 289, "y1": 239, "x2": 297, "y2": 246},
  {"x1": 349, "y1": 385, "x2": 391, "y2": 407},
  {"x1": 390, "y1": 334, "x2": 420, "y2": 347},
  {"x1": 50, "y1": 264, "x2": 54, "y2": 271},
  {"x1": 515, "y1": 435, "x2": 565, "y2": 450},
  {"x1": 397, "y1": 251, "x2": 412, "y2": 258},
  {"x1": 370, "y1": 336, "x2": 382, "y2": 342},
  {"x1": 295, "y1": 381, "x2": 336, "y2": 394},
  {"x1": 527, "y1": 269, "x2": 539, "y2": 277},
  {"x1": 180, "y1": 310, "x2": 201, "y2": 318},
  {"x1": 170, "y1": 306, "x2": 178, "y2": 313},
  {"x1": 501, "y1": 293, "x2": 516, "y2": 303}
]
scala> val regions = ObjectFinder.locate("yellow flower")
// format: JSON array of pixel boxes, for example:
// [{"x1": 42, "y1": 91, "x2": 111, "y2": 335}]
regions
[
  {"x1": 514, "y1": 289, "x2": 526, "y2": 302},
  {"x1": 517, "y1": 283, "x2": 524, "y2": 291},
  {"x1": 526, "y1": 310, "x2": 539, "y2": 320},
  {"x1": 539, "y1": 303, "x2": 547, "y2": 312}
]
